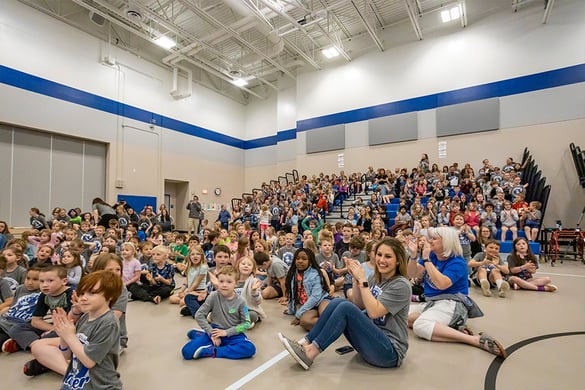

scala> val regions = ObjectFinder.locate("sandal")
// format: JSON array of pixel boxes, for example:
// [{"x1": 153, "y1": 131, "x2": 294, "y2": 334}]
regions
[{"x1": 478, "y1": 333, "x2": 507, "y2": 358}]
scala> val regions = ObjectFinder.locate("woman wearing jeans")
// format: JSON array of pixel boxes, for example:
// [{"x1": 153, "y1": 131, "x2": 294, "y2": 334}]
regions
[{"x1": 278, "y1": 237, "x2": 411, "y2": 370}]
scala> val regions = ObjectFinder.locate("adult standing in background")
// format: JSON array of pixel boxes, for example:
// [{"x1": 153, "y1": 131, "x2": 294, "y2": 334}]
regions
[
  {"x1": 92, "y1": 197, "x2": 117, "y2": 228},
  {"x1": 186, "y1": 195, "x2": 203, "y2": 236},
  {"x1": 216, "y1": 204, "x2": 231, "y2": 230}
]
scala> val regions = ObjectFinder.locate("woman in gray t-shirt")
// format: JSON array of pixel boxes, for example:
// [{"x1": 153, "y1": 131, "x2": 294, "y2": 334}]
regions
[
  {"x1": 279, "y1": 237, "x2": 411, "y2": 370},
  {"x1": 92, "y1": 198, "x2": 117, "y2": 228}
]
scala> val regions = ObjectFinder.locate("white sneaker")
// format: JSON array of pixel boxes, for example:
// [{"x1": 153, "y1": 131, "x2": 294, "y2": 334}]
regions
[
  {"x1": 480, "y1": 279, "x2": 492, "y2": 297},
  {"x1": 498, "y1": 281, "x2": 510, "y2": 298}
]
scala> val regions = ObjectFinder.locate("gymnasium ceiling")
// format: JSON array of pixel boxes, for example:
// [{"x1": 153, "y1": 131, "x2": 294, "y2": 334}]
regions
[{"x1": 18, "y1": 0, "x2": 557, "y2": 104}]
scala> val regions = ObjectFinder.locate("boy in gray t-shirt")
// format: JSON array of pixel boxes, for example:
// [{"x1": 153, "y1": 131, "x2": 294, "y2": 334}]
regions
[
  {"x1": 54, "y1": 270, "x2": 123, "y2": 390},
  {"x1": 182, "y1": 265, "x2": 256, "y2": 360},
  {"x1": 0, "y1": 267, "x2": 41, "y2": 346}
]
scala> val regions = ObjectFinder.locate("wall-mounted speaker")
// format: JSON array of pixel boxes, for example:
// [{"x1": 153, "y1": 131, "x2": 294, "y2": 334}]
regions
[{"x1": 89, "y1": 11, "x2": 106, "y2": 27}]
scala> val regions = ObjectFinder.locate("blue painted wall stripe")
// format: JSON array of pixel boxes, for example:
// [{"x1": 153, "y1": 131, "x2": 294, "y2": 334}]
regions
[
  {"x1": 297, "y1": 63, "x2": 585, "y2": 132},
  {"x1": 1, "y1": 63, "x2": 584, "y2": 150},
  {"x1": 277, "y1": 129, "x2": 297, "y2": 142},
  {"x1": 0, "y1": 65, "x2": 243, "y2": 149}
]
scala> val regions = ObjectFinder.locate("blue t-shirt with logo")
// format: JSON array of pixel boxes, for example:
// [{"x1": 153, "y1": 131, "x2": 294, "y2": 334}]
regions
[{"x1": 419, "y1": 252, "x2": 468, "y2": 297}]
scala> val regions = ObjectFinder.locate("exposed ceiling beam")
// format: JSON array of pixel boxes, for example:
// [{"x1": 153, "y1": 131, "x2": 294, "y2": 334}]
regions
[
  {"x1": 65, "y1": 0, "x2": 260, "y2": 100},
  {"x1": 255, "y1": 0, "x2": 352, "y2": 61},
  {"x1": 460, "y1": 0, "x2": 468, "y2": 28},
  {"x1": 366, "y1": 0, "x2": 386, "y2": 29},
  {"x1": 239, "y1": 0, "x2": 322, "y2": 69},
  {"x1": 316, "y1": 0, "x2": 352, "y2": 39},
  {"x1": 542, "y1": 0, "x2": 555, "y2": 24},
  {"x1": 89, "y1": 0, "x2": 286, "y2": 89},
  {"x1": 404, "y1": 0, "x2": 423, "y2": 40},
  {"x1": 178, "y1": 0, "x2": 297, "y2": 80},
  {"x1": 350, "y1": 0, "x2": 384, "y2": 51}
]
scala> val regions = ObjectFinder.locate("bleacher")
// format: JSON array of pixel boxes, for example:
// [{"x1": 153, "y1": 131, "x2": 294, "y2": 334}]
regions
[
  {"x1": 570, "y1": 142, "x2": 585, "y2": 188},
  {"x1": 321, "y1": 152, "x2": 549, "y2": 256}
]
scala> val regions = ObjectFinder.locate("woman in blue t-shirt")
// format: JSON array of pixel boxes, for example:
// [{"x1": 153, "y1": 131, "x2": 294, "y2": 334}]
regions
[{"x1": 406, "y1": 227, "x2": 507, "y2": 358}]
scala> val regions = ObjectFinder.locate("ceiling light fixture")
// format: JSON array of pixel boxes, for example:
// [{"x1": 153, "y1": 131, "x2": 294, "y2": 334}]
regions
[
  {"x1": 154, "y1": 35, "x2": 176, "y2": 50},
  {"x1": 441, "y1": 6, "x2": 461, "y2": 23},
  {"x1": 322, "y1": 47, "x2": 340, "y2": 59},
  {"x1": 231, "y1": 78, "x2": 248, "y2": 87}
]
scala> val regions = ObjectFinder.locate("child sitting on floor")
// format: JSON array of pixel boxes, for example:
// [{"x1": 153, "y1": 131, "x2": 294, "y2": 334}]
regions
[
  {"x1": 235, "y1": 256, "x2": 266, "y2": 327},
  {"x1": 181, "y1": 265, "x2": 255, "y2": 360},
  {"x1": 171, "y1": 246, "x2": 209, "y2": 317},
  {"x1": 284, "y1": 248, "x2": 330, "y2": 331},
  {"x1": 507, "y1": 238, "x2": 556, "y2": 292},
  {"x1": 129, "y1": 245, "x2": 175, "y2": 304},
  {"x1": 468, "y1": 240, "x2": 510, "y2": 297},
  {"x1": 53, "y1": 270, "x2": 123, "y2": 389},
  {"x1": 2, "y1": 265, "x2": 73, "y2": 354},
  {"x1": 0, "y1": 265, "x2": 42, "y2": 347}
]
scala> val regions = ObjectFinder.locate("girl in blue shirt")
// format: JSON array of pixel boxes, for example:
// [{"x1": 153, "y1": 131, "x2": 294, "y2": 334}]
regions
[{"x1": 284, "y1": 248, "x2": 330, "y2": 331}]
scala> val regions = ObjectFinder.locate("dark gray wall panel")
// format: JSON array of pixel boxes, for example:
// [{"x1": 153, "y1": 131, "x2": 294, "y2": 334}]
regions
[
  {"x1": 437, "y1": 98, "x2": 500, "y2": 137},
  {"x1": 12, "y1": 129, "x2": 51, "y2": 224},
  {"x1": 51, "y1": 135, "x2": 83, "y2": 210},
  {"x1": 0, "y1": 126, "x2": 13, "y2": 221},
  {"x1": 306, "y1": 124, "x2": 345, "y2": 154},
  {"x1": 369, "y1": 112, "x2": 418, "y2": 145},
  {"x1": 1, "y1": 126, "x2": 106, "y2": 227},
  {"x1": 83, "y1": 141, "x2": 106, "y2": 210}
]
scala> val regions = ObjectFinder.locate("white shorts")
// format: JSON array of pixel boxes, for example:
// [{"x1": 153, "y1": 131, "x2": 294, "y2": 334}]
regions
[{"x1": 411, "y1": 300, "x2": 458, "y2": 341}]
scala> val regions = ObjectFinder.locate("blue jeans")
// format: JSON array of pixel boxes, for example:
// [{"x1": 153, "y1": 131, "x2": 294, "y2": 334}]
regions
[
  {"x1": 184, "y1": 294, "x2": 207, "y2": 317},
  {"x1": 305, "y1": 298, "x2": 399, "y2": 368}
]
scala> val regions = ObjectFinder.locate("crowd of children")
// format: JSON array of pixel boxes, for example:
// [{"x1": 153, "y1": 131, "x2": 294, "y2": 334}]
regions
[{"x1": 0, "y1": 155, "x2": 559, "y2": 384}]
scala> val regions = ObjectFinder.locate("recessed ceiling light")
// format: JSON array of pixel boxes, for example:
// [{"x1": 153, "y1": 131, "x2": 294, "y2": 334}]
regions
[
  {"x1": 322, "y1": 47, "x2": 340, "y2": 59},
  {"x1": 441, "y1": 10, "x2": 451, "y2": 23},
  {"x1": 154, "y1": 36, "x2": 176, "y2": 50},
  {"x1": 231, "y1": 78, "x2": 248, "y2": 87},
  {"x1": 441, "y1": 6, "x2": 461, "y2": 23}
]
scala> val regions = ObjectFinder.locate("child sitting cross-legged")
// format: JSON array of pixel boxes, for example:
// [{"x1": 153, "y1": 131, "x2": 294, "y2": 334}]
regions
[
  {"x1": 53, "y1": 270, "x2": 123, "y2": 389},
  {"x1": 129, "y1": 245, "x2": 175, "y2": 304},
  {"x1": 0, "y1": 265, "x2": 42, "y2": 347},
  {"x1": 23, "y1": 254, "x2": 130, "y2": 377},
  {"x1": 284, "y1": 248, "x2": 331, "y2": 331},
  {"x1": 468, "y1": 240, "x2": 510, "y2": 298},
  {"x1": 181, "y1": 265, "x2": 256, "y2": 360},
  {"x1": 2, "y1": 265, "x2": 74, "y2": 354}
]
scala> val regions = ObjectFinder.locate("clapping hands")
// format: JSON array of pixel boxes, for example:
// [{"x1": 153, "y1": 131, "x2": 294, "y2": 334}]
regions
[{"x1": 52, "y1": 307, "x2": 75, "y2": 339}]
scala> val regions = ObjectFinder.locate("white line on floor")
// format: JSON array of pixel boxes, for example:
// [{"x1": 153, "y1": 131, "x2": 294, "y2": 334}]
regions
[
  {"x1": 537, "y1": 272, "x2": 585, "y2": 278},
  {"x1": 224, "y1": 350, "x2": 288, "y2": 390}
]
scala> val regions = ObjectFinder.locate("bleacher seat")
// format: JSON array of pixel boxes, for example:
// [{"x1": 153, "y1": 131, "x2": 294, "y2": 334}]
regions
[
  {"x1": 386, "y1": 204, "x2": 399, "y2": 212},
  {"x1": 500, "y1": 241, "x2": 540, "y2": 254},
  {"x1": 387, "y1": 211, "x2": 397, "y2": 219},
  {"x1": 391, "y1": 198, "x2": 401, "y2": 204},
  {"x1": 495, "y1": 229, "x2": 527, "y2": 241}
]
